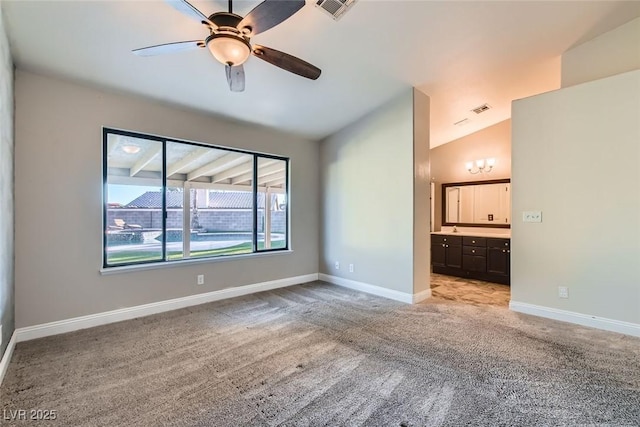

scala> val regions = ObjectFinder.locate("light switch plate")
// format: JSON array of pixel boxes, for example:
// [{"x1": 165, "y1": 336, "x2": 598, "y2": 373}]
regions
[{"x1": 523, "y1": 211, "x2": 542, "y2": 223}]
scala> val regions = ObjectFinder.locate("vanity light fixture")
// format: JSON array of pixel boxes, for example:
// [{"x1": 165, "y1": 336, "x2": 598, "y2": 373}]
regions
[{"x1": 466, "y1": 158, "x2": 495, "y2": 174}]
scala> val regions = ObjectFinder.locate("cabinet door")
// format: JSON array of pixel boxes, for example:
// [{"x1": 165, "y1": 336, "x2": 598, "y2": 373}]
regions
[
  {"x1": 487, "y1": 247, "x2": 509, "y2": 276},
  {"x1": 446, "y1": 243, "x2": 463, "y2": 269},
  {"x1": 431, "y1": 243, "x2": 446, "y2": 268},
  {"x1": 463, "y1": 255, "x2": 486, "y2": 272}
]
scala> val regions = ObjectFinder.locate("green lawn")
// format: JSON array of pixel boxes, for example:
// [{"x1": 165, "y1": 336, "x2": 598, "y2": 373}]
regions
[{"x1": 107, "y1": 240, "x2": 286, "y2": 265}]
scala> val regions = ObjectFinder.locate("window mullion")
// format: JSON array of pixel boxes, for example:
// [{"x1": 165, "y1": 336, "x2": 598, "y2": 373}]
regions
[
  {"x1": 252, "y1": 155, "x2": 258, "y2": 253},
  {"x1": 183, "y1": 181, "x2": 191, "y2": 259},
  {"x1": 162, "y1": 140, "x2": 167, "y2": 261}
]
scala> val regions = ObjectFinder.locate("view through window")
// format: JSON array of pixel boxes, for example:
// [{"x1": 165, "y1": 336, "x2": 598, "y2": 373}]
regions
[{"x1": 103, "y1": 129, "x2": 289, "y2": 267}]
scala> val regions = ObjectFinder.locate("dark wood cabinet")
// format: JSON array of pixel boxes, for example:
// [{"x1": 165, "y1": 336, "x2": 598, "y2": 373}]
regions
[
  {"x1": 462, "y1": 237, "x2": 486, "y2": 273},
  {"x1": 431, "y1": 235, "x2": 462, "y2": 269},
  {"x1": 447, "y1": 241, "x2": 463, "y2": 269},
  {"x1": 431, "y1": 243, "x2": 446, "y2": 268},
  {"x1": 487, "y1": 238, "x2": 510, "y2": 278},
  {"x1": 432, "y1": 234, "x2": 510, "y2": 285}
]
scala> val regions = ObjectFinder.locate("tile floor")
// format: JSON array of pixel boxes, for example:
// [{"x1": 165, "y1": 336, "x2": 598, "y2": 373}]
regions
[{"x1": 429, "y1": 273, "x2": 510, "y2": 307}]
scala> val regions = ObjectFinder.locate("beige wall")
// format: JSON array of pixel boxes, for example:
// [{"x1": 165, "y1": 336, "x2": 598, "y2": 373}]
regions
[
  {"x1": 430, "y1": 120, "x2": 511, "y2": 230},
  {"x1": 320, "y1": 90, "x2": 415, "y2": 294},
  {"x1": 413, "y1": 89, "x2": 431, "y2": 295},
  {"x1": 561, "y1": 17, "x2": 640, "y2": 87},
  {"x1": 14, "y1": 71, "x2": 320, "y2": 328},
  {"x1": 511, "y1": 70, "x2": 640, "y2": 324},
  {"x1": 0, "y1": 3, "x2": 14, "y2": 355}
]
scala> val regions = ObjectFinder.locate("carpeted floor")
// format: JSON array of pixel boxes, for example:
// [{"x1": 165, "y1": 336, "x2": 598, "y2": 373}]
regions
[
  {"x1": 2, "y1": 281, "x2": 639, "y2": 426},
  {"x1": 430, "y1": 273, "x2": 511, "y2": 307}
]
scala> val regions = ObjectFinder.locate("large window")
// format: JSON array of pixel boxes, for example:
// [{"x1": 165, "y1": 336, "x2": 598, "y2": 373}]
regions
[{"x1": 103, "y1": 128, "x2": 289, "y2": 268}]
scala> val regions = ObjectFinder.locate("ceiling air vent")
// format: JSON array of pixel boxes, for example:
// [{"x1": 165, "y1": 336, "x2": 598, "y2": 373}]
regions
[
  {"x1": 471, "y1": 103, "x2": 491, "y2": 114},
  {"x1": 315, "y1": 0, "x2": 357, "y2": 20}
]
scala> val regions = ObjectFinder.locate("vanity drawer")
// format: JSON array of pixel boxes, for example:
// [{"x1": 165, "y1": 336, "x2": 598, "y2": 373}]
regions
[
  {"x1": 487, "y1": 238, "x2": 510, "y2": 249},
  {"x1": 463, "y1": 236, "x2": 486, "y2": 247},
  {"x1": 432, "y1": 235, "x2": 462, "y2": 246},
  {"x1": 463, "y1": 246, "x2": 486, "y2": 257}
]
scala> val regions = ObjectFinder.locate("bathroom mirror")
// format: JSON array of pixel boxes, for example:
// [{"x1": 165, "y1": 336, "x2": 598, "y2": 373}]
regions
[{"x1": 442, "y1": 179, "x2": 511, "y2": 228}]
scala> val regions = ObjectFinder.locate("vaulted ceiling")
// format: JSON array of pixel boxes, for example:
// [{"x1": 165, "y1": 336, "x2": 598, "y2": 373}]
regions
[{"x1": 4, "y1": 1, "x2": 640, "y2": 147}]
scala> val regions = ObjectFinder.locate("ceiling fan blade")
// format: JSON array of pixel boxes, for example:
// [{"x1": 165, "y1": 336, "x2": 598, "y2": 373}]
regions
[
  {"x1": 226, "y1": 64, "x2": 246, "y2": 92},
  {"x1": 252, "y1": 45, "x2": 321, "y2": 80},
  {"x1": 132, "y1": 40, "x2": 205, "y2": 57},
  {"x1": 165, "y1": 0, "x2": 215, "y2": 28},
  {"x1": 237, "y1": 0, "x2": 305, "y2": 36}
]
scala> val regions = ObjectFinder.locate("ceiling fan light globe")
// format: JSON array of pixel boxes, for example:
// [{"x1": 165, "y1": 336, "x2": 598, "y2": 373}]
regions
[
  {"x1": 206, "y1": 34, "x2": 251, "y2": 66},
  {"x1": 122, "y1": 145, "x2": 141, "y2": 154}
]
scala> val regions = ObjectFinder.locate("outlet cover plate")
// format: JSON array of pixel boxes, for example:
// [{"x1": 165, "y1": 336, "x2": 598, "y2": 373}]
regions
[
  {"x1": 558, "y1": 286, "x2": 569, "y2": 298},
  {"x1": 523, "y1": 211, "x2": 542, "y2": 223}
]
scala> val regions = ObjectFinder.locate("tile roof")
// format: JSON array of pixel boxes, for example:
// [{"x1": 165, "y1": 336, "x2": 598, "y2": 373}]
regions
[
  {"x1": 209, "y1": 191, "x2": 265, "y2": 209},
  {"x1": 125, "y1": 191, "x2": 184, "y2": 208}
]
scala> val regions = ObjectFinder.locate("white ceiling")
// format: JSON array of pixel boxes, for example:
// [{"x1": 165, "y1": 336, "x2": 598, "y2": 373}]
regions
[{"x1": 4, "y1": 1, "x2": 640, "y2": 147}]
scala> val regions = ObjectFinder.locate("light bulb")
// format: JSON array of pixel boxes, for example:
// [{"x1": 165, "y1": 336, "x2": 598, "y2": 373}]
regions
[
  {"x1": 486, "y1": 158, "x2": 496, "y2": 167},
  {"x1": 465, "y1": 162, "x2": 473, "y2": 171},
  {"x1": 476, "y1": 159, "x2": 485, "y2": 169}
]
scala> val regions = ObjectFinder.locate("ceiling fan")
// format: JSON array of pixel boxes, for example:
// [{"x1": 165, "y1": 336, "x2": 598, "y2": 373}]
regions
[{"x1": 133, "y1": 0, "x2": 321, "y2": 92}]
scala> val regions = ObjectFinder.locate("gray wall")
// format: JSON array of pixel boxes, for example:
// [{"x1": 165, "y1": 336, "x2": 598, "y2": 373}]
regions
[
  {"x1": 430, "y1": 120, "x2": 511, "y2": 230},
  {"x1": 561, "y1": 17, "x2": 640, "y2": 88},
  {"x1": 0, "y1": 3, "x2": 14, "y2": 357},
  {"x1": 320, "y1": 90, "x2": 416, "y2": 294},
  {"x1": 511, "y1": 69, "x2": 640, "y2": 324},
  {"x1": 14, "y1": 70, "x2": 320, "y2": 328},
  {"x1": 412, "y1": 89, "x2": 431, "y2": 295}
]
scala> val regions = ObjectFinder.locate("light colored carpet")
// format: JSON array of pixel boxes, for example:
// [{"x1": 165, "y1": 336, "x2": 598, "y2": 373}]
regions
[{"x1": 2, "y1": 281, "x2": 639, "y2": 426}]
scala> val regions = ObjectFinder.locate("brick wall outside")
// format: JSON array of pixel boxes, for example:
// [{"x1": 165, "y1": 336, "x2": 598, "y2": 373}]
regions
[{"x1": 107, "y1": 209, "x2": 286, "y2": 233}]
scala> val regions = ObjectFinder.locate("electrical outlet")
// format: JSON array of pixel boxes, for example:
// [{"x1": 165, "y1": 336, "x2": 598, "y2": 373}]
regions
[
  {"x1": 335, "y1": 261, "x2": 340, "y2": 270},
  {"x1": 523, "y1": 211, "x2": 542, "y2": 223},
  {"x1": 197, "y1": 274, "x2": 205, "y2": 285},
  {"x1": 558, "y1": 286, "x2": 569, "y2": 299},
  {"x1": 349, "y1": 264, "x2": 354, "y2": 273}
]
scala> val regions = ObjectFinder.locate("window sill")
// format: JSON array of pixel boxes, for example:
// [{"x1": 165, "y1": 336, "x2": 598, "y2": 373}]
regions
[{"x1": 100, "y1": 249, "x2": 293, "y2": 275}]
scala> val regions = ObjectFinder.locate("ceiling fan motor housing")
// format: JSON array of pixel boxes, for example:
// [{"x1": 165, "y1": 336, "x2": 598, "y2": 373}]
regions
[{"x1": 209, "y1": 12, "x2": 243, "y2": 29}]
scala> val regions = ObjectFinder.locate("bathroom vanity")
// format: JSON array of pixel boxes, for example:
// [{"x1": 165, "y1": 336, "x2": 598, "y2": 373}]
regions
[
  {"x1": 431, "y1": 232, "x2": 510, "y2": 285},
  {"x1": 432, "y1": 178, "x2": 511, "y2": 285}
]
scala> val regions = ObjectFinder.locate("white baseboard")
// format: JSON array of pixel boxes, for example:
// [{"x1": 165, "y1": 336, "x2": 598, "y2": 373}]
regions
[
  {"x1": 0, "y1": 331, "x2": 17, "y2": 387},
  {"x1": 509, "y1": 301, "x2": 640, "y2": 338},
  {"x1": 16, "y1": 273, "x2": 319, "y2": 343},
  {"x1": 413, "y1": 288, "x2": 432, "y2": 303},
  {"x1": 319, "y1": 273, "x2": 429, "y2": 304}
]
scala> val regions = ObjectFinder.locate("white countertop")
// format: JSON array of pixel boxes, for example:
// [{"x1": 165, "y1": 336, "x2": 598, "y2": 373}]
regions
[{"x1": 431, "y1": 230, "x2": 511, "y2": 238}]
